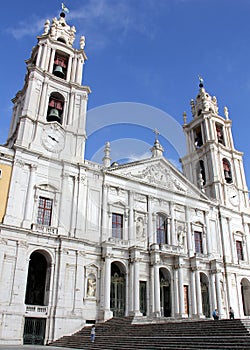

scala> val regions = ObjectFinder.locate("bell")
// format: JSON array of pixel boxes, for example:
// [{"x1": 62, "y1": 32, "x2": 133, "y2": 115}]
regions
[
  {"x1": 224, "y1": 171, "x2": 231, "y2": 180},
  {"x1": 47, "y1": 108, "x2": 61, "y2": 122},
  {"x1": 53, "y1": 65, "x2": 65, "y2": 78}
]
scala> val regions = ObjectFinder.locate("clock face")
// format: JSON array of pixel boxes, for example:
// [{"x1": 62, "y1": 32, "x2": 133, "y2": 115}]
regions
[
  {"x1": 42, "y1": 124, "x2": 65, "y2": 153},
  {"x1": 228, "y1": 188, "x2": 239, "y2": 206}
]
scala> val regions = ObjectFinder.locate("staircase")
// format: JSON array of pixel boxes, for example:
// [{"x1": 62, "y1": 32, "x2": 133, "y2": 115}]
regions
[{"x1": 48, "y1": 317, "x2": 250, "y2": 349}]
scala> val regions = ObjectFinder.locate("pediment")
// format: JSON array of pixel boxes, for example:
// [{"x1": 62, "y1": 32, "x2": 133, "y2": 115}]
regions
[{"x1": 107, "y1": 157, "x2": 208, "y2": 200}]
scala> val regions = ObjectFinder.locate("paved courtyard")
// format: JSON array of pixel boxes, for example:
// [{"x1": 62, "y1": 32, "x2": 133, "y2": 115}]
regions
[{"x1": 0, "y1": 346, "x2": 76, "y2": 350}]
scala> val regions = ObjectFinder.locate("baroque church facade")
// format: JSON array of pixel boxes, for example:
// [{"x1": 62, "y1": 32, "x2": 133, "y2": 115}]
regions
[{"x1": 0, "y1": 10, "x2": 250, "y2": 345}]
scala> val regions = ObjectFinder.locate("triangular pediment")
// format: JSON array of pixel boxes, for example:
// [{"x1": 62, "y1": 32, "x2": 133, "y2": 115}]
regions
[{"x1": 107, "y1": 156, "x2": 208, "y2": 201}]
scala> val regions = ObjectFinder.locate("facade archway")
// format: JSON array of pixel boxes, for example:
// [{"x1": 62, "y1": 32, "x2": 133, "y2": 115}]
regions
[
  {"x1": 200, "y1": 273, "x2": 210, "y2": 317},
  {"x1": 241, "y1": 278, "x2": 250, "y2": 316},
  {"x1": 110, "y1": 262, "x2": 126, "y2": 317},
  {"x1": 159, "y1": 268, "x2": 171, "y2": 317},
  {"x1": 25, "y1": 250, "x2": 51, "y2": 306}
]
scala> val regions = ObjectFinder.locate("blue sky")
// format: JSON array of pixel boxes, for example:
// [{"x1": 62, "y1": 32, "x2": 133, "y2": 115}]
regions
[{"x1": 1, "y1": 0, "x2": 250, "y2": 187}]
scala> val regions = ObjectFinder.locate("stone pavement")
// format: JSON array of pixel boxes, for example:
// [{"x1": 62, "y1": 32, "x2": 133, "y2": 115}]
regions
[{"x1": 0, "y1": 346, "x2": 76, "y2": 350}]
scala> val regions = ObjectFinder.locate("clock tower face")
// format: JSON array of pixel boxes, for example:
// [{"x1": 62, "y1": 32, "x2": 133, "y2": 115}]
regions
[
  {"x1": 41, "y1": 123, "x2": 65, "y2": 153},
  {"x1": 227, "y1": 187, "x2": 239, "y2": 206}
]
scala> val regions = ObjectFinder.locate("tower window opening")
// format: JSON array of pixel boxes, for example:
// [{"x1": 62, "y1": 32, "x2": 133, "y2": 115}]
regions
[
  {"x1": 57, "y1": 37, "x2": 66, "y2": 44},
  {"x1": 216, "y1": 124, "x2": 225, "y2": 145},
  {"x1": 222, "y1": 158, "x2": 232, "y2": 183},
  {"x1": 47, "y1": 93, "x2": 64, "y2": 124},
  {"x1": 53, "y1": 54, "x2": 68, "y2": 79},
  {"x1": 194, "y1": 125, "x2": 203, "y2": 148},
  {"x1": 197, "y1": 160, "x2": 206, "y2": 186}
]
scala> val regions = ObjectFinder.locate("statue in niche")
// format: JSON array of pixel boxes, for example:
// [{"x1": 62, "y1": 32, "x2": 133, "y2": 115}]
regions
[
  {"x1": 87, "y1": 273, "x2": 96, "y2": 297},
  {"x1": 136, "y1": 217, "x2": 144, "y2": 238}
]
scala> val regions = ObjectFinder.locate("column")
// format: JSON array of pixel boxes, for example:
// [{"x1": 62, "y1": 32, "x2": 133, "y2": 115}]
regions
[
  {"x1": 75, "y1": 170, "x2": 87, "y2": 238},
  {"x1": 148, "y1": 196, "x2": 153, "y2": 245},
  {"x1": 76, "y1": 57, "x2": 83, "y2": 84},
  {"x1": 178, "y1": 260, "x2": 185, "y2": 316},
  {"x1": 103, "y1": 254, "x2": 112, "y2": 320},
  {"x1": 185, "y1": 206, "x2": 193, "y2": 257},
  {"x1": 71, "y1": 57, "x2": 77, "y2": 82},
  {"x1": 170, "y1": 202, "x2": 176, "y2": 245},
  {"x1": 22, "y1": 163, "x2": 37, "y2": 228},
  {"x1": 133, "y1": 256, "x2": 142, "y2": 316},
  {"x1": 227, "y1": 217, "x2": 235, "y2": 263},
  {"x1": 66, "y1": 55, "x2": 73, "y2": 81},
  {"x1": 215, "y1": 270, "x2": 223, "y2": 317},
  {"x1": 45, "y1": 46, "x2": 51, "y2": 71},
  {"x1": 154, "y1": 264, "x2": 161, "y2": 317},
  {"x1": 58, "y1": 172, "x2": 69, "y2": 235},
  {"x1": 40, "y1": 44, "x2": 48, "y2": 70},
  {"x1": 195, "y1": 268, "x2": 203, "y2": 317},
  {"x1": 149, "y1": 264, "x2": 155, "y2": 316},
  {"x1": 190, "y1": 268, "x2": 197, "y2": 316},
  {"x1": 67, "y1": 90, "x2": 75, "y2": 126},
  {"x1": 48, "y1": 48, "x2": 56, "y2": 73},
  {"x1": 128, "y1": 191, "x2": 134, "y2": 243},
  {"x1": 38, "y1": 78, "x2": 49, "y2": 117},
  {"x1": 210, "y1": 272, "x2": 216, "y2": 312},
  {"x1": 101, "y1": 184, "x2": 109, "y2": 241},
  {"x1": 70, "y1": 176, "x2": 78, "y2": 237},
  {"x1": 205, "y1": 211, "x2": 211, "y2": 255},
  {"x1": 173, "y1": 267, "x2": 179, "y2": 316}
]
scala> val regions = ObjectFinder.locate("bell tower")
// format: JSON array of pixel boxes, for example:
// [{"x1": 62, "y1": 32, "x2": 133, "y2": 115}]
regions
[
  {"x1": 6, "y1": 10, "x2": 90, "y2": 162},
  {"x1": 180, "y1": 78, "x2": 249, "y2": 211}
]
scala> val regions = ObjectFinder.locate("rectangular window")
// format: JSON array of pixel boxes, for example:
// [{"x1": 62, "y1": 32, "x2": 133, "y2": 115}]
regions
[
  {"x1": 37, "y1": 197, "x2": 53, "y2": 226},
  {"x1": 236, "y1": 240, "x2": 244, "y2": 261},
  {"x1": 157, "y1": 215, "x2": 168, "y2": 244},
  {"x1": 194, "y1": 231, "x2": 203, "y2": 254},
  {"x1": 112, "y1": 213, "x2": 123, "y2": 239}
]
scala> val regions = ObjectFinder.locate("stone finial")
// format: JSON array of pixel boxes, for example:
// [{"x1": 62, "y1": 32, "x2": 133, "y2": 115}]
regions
[
  {"x1": 224, "y1": 106, "x2": 229, "y2": 119},
  {"x1": 151, "y1": 130, "x2": 164, "y2": 158},
  {"x1": 183, "y1": 111, "x2": 187, "y2": 125},
  {"x1": 43, "y1": 20, "x2": 50, "y2": 35},
  {"x1": 102, "y1": 141, "x2": 111, "y2": 168},
  {"x1": 80, "y1": 36, "x2": 86, "y2": 49}
]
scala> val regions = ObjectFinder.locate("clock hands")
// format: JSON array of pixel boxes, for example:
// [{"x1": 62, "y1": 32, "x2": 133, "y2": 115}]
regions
[{"x1": 48, "y1": 135, "x2": 59, "y2": 143}]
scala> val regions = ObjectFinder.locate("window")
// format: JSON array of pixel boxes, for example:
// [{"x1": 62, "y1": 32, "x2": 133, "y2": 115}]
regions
[
  {"x1": 222, "y1": 158, "x2": 232, "y2": 183},
  {"x1": 37, "y1": 197, "x2": 53, "y2": 226},
  {"x1": 197, "y1": 160, "x2": 206, "y2": 187},
  {"x1": 194, "y1": 231, "x2": 203, "y2": 254},
  {"x1": 112, "y1": 213, "x2": 123, "y2": 239},
  {"x1": 157, "y1": 214, "x2": 168, "y2": 244},
  {"x1": 236, "y1": 240, "x2": 244, "y2": 261}
]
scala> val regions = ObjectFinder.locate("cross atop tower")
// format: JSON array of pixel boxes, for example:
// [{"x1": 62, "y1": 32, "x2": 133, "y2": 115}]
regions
[{"x1": 153, "y1": 128, "x2": 160, "y2": 141}]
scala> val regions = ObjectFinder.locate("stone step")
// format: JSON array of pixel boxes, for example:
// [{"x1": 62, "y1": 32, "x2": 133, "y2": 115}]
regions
[{"x1": 49, "y1": 317, "x2": 250, "y2": 350}]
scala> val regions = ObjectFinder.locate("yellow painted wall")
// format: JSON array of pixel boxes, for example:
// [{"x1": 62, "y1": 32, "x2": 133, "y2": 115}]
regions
[{"x1": 0, "y1": 163, "x2": 12, "y2": 222}]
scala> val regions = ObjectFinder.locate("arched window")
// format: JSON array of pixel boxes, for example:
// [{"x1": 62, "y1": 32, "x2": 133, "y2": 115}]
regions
[
  {"x1": 156, "y1": 214, "x2": 168, "y2": 244},
  {"x1": 216, "y1": 123, "x2": 225, "y2": 145},
  {"x1": 53, "y1": 52, "x2": 68, "y2": 79},
  {"x1": 194, "y1": 125, "x2": 203, "y2": 148},
  {"x1": 47, "y1": 92, "x2": 64, "y2": 124},
  {"x1": 222, "y1": 158, "x2": 232, "y2": 183},
  {"x1": 197, "y1": 160, "x2": 206, "y2": 187}
]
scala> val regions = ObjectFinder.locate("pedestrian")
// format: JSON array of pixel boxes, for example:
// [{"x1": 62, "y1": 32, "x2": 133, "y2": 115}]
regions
[
  {"x1": 90, "y1": 324, "x2": 96, "y2": 343},
  {"x1": 229, "y1": 307, "x2": 235, "y2": 319},
  {"x1": 212, "y1": 308, "x2": 219, "y2": 320}
]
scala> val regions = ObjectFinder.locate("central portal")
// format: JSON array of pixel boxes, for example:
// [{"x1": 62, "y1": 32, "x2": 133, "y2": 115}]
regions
[{"x1": 110, "y1": 262, "x2": 126, "y2": 317}]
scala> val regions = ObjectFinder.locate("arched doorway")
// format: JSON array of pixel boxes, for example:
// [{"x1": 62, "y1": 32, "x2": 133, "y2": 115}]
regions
[
  {"x1": 241, "y1": 278, "x2": 250, "y2": 316},
  {"x1": 200, "y1": 273, "x2": 210, "y2": 318},
  {"x1": 110, "y1": 262, "x2": 126, "y2": 317},
  {"x1": 24, "y1": 251, "x2": 51, "y2": 345},
  {"x1": 25, "y1": 251, "x2": 49, "y2": 306},
  {"x1": 159, "y1": 268, "x2": 171, "y2": 317}
]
